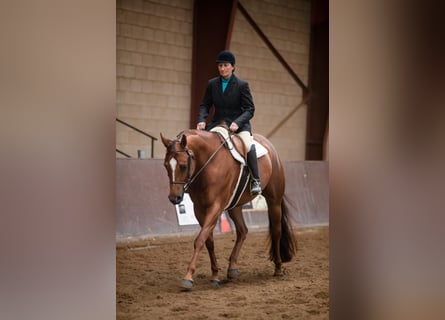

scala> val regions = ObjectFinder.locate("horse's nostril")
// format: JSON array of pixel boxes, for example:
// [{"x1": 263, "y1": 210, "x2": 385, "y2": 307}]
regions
[{"x1": 169, "y1": 195, "x2": 183, "y2": 205}]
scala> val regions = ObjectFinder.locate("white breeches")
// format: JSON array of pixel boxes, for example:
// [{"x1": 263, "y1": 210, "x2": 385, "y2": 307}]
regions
[
  {"x1": 210, "y1": 126, "x2": 253, "y2": 152},
  {"x1": 237, "y1": 131, "x2": 253, "y2": 152}
]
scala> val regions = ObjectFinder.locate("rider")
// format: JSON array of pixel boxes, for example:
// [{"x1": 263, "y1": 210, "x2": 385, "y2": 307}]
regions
[{"x1": 196, "y1": 50, "x2": 261, "y2": 195}]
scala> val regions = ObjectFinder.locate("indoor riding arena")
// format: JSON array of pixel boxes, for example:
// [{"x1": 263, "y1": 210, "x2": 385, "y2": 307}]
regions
[
  {"x1": 116, "y1": 0, "x2": 328, "y2": 319},
  {"x1": 116, "y1": 161, "x2": 328, "y2": 320}
]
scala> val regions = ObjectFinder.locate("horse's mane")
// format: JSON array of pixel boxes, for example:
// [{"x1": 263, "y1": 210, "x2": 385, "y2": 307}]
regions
[
  {"x1": 170, "y1": 128, "x2": 228, "y2": 154},
  {"x1": 177, "y1": 129, "x2": 217, "y2": 141},
  {"x1": 167, "y1": 129, "x2": 205, "y2": 153}
]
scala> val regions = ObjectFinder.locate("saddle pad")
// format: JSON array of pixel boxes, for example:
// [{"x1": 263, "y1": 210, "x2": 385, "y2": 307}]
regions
[
  {"x1": 210, "y1": 126, "x2": 268, "y2": 165},
  {"x1": 254, "y1": 140, "x2": 268, "y2": 158}
]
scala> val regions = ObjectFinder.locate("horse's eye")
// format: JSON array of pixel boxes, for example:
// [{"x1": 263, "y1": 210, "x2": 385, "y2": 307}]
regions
[{"x1": 179, "y1": 164, "x2": 187, "y2": 171}]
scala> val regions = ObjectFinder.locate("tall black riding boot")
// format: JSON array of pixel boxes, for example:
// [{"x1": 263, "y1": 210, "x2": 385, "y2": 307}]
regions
[{"x1": 247, "y1": 144, "x2": 262, "y2": 195}]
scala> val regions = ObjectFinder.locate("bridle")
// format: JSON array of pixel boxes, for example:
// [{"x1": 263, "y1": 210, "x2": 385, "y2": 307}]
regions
[
  {"x1": 168, "y1": 146, "x2": 194, "y2": 190},
  {"x1": 168, "y1": 136, "x2": 227, "y2": 192}
]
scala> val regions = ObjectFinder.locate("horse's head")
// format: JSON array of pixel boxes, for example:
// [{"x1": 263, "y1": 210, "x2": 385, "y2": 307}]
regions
[{"x1": 160, "y1": 132, "x2": 195, "y2": 205}]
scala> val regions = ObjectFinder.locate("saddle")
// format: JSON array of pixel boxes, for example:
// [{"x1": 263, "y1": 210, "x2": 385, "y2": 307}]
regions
[
  {"x1": 210, "y1": 126, "x2": 268, "y2": 210},
  {"x1": 210, "y1": 126, "x2": 268, "y2": 164}
]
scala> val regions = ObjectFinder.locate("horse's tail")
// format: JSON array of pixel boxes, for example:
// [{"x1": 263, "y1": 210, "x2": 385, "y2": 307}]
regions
[{"x1": 269, "y1": 199, "x2": 297, "y2": 263}]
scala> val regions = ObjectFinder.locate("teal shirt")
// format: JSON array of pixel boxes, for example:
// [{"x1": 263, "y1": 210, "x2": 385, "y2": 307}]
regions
[{"x1": 221, "y1": 75, "x2": 231, "y2": 92}]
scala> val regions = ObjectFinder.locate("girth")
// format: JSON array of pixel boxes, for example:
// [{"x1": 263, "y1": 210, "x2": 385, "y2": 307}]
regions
[{"x1": 224, "y1": 164, "x2": 250, "y2": 210}]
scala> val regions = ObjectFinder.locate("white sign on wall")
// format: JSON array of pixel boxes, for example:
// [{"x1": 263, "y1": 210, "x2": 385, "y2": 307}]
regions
[{"x1": 175, "y1": 193, "x2": 199, "y2": 226}]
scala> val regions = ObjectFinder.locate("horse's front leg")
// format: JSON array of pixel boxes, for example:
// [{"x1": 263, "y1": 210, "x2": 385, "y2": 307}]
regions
[
  {"x1": 205, "y1": 232, "x2": 221, "y2": 286},
  {"x1": 227, "y1": 206, "x2": 248, "y2": 280},
  {"x1": 181, "y1": 206, "x2": 220, "y2": 290}
]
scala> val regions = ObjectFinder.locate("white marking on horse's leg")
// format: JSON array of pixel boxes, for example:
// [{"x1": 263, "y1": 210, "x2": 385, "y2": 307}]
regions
[{"x1": 169, "y1": 158, "x2": 177, "y2": 181}]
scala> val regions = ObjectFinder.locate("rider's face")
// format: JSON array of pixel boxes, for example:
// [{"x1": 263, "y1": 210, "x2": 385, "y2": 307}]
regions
[{"x1": 218, "y1": 62, "x2": 234, "y2": 79}]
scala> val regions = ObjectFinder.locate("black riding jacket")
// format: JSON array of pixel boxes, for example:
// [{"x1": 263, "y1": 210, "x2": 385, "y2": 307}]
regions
[{"x1": 197, "y1": 74, "x2": 255, "y2": 133}]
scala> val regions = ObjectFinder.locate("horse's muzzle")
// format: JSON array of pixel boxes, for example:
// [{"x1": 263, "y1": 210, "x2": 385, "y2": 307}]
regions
[{"x1": 168, "y1": 194, "x2": 183, "y2": 205}]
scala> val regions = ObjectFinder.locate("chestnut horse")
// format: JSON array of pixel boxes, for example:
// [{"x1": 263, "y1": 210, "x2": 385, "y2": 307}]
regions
[{"x1": 160, "y1": 128, "x2": 296, "y2": 290}]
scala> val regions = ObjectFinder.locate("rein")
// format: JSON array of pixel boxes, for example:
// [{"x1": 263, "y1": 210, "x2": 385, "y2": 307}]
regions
[
  {"x1": 170, "y1": 133, "x2": 228, "y2": 192},
  {"x1": 183, "y1": 137, "x2": 227, "y2": 191}
]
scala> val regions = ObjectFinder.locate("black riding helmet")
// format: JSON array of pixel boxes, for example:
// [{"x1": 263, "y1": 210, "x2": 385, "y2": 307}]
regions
[{"x1": 216, "y1": 50, "x2": 235, "y2": 65}]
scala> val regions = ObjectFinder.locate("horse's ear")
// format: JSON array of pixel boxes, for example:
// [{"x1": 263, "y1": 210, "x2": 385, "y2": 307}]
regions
[
  {"x1": 160, "y1": 133, "x2": 171, "y2": 148},
  {"x1": 180, "y1": 134, "x2": 187, "y2": 148}
]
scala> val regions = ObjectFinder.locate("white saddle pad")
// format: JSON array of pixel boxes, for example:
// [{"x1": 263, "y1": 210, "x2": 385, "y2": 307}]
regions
[{"x1": 211, "y1": 127, "x2": 268, "y2": 165}]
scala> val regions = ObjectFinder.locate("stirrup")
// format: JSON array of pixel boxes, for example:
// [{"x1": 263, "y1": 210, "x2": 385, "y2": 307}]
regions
[{"x1": 250, "y1": 179, "x2": 262, "y2": 195}]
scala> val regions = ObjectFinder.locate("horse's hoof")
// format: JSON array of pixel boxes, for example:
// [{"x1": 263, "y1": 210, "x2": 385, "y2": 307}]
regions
[
  {"x1": 210, "y1": 279, "x2": 221, "y2": 287},
  {"x1": 227, "y1": 268, "x2": 240, "y2": 279},
  {"x1": 273, "y1": 272, "x2": 285, "y2": 278},
  {"x1": 180, "y1": 279, "x2": 194, "y2": 290}
]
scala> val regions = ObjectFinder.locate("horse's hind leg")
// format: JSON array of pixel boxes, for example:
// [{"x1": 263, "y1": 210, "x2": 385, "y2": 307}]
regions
[
  {"x1": 227, "y1": 206, "x2": 248, "y2": 279},
  {"x1": 266, "y1": 201, "x2": 284, "y2": 277},
  {"x1": 205, "y1": 232, "x2": 221, "y2": 285}
]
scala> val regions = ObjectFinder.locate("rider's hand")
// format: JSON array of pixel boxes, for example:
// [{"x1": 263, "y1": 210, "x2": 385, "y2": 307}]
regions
[
  {"x1": 229, "y1": 122, "x2": 239, "y2": 132},
  {"x1": 197, "y1": 122, "x2": 206, "y2": 130}
]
